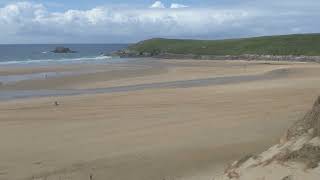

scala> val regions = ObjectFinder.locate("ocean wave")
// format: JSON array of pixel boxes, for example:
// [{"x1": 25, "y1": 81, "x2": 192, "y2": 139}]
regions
[{"x1": 0, "y1": 56, "x2": 112, "y2": 65}]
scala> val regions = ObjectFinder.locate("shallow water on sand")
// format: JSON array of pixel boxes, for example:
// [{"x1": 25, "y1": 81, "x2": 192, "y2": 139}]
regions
[{"x1": 0, "y1": 70, "x2": 286, "y2": 101}]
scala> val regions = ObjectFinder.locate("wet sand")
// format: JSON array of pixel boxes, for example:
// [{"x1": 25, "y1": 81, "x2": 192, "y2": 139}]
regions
[
  {"x1": 1, "y1": 59, "x2": 320, "y2": 180},
  {"x1": 0, "y1": 69, "x2": 292, "y2": 101}
]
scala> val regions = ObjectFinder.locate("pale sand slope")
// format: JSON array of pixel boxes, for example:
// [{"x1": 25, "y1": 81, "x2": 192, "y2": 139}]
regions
[
  {"x1": 0, "y1": 60, "x2": 320, "y2": 180},
  {"x1": 217, "y1": 96, "x2": 320, "y2": 180}
]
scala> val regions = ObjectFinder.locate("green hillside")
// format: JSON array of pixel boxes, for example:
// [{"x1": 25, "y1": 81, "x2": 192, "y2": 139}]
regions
[{"x1": 128, "y1": 34, "x2": 320, "y2": 56}]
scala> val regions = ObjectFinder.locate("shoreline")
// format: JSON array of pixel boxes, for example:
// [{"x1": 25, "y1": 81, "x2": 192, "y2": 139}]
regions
[{"x1": 114, "y1": 52, "x2": 320, "y2": 62}]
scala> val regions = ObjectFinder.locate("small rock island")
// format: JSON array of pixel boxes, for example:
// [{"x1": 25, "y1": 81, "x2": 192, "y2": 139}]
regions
[{"x1": 52, "y1": 47, "x2": 76, "y2": 53}]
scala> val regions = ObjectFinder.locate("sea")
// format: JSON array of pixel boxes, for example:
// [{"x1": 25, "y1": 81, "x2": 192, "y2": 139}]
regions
[
  {"x1": 0, "y1": 44, "x2": 134, "y2": 101},
  {"x1": 0, "y1": 44, "x2": 128, "y2": 66}
]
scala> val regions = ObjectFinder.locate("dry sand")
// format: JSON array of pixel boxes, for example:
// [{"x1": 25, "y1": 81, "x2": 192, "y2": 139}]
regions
[{"x1": 1, "y1": 59, "x2": 320, "y2": 180}]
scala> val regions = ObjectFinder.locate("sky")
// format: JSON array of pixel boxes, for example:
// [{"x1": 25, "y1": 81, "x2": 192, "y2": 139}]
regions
[{"x1": 0, "y1": 0, "x2": 319, "y2": 44}]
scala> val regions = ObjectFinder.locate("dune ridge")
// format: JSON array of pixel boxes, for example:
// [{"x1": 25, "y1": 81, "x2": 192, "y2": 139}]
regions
[{"x1": 217, "y1": 96, "x2": 320, "y2": 180}]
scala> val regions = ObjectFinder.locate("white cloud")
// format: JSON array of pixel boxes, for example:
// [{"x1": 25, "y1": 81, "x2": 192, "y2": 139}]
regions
[
  {"x1": 0, "y1": 1, "x2": 319, "y2": 43},
  {"x1": 150, "y1": 1, "x2": 165, "y2": 9},
  {"x1": 170, "y1": 3, "x2": 188, "y2": 9},
  {"x1": 0, "y1": 1, "x2": 251, "y2": 42}
]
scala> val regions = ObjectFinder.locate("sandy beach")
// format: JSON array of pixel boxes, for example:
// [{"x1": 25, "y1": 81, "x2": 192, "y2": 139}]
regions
[{"x1": 1, "y1": 59, "x2": 320, "y2": 180}]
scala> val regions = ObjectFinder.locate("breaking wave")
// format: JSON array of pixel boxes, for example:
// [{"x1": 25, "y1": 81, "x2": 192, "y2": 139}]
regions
[{"x1": 0, "y1": 55, "x2": 112, "y2": 65}]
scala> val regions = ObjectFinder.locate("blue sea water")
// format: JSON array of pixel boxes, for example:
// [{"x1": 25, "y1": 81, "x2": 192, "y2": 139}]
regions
[{"x1": 0, "y1": 44, "x2": 128, "y2": 66}]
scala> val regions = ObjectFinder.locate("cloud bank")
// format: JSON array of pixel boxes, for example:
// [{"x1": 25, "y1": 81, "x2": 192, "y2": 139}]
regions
[{"x1": 0, "y1": 1, "x2": 319, "y2": 43}]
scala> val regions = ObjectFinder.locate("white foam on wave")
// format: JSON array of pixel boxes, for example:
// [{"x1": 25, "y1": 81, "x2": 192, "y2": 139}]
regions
[{"x1": 0, "y1": 56, "x2": 113, "y2": 65}]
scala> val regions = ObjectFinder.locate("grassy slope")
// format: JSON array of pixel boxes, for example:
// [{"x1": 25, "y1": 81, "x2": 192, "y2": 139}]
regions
[{"x1": 129, "y1": 34, "x2": 320, "y2": 56}]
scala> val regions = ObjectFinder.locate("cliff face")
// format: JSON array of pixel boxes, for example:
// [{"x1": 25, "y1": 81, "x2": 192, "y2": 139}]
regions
[
  {"x1": 217, "y1": 96, "x2": 320, "y2": 180},
  {"x1": 111, "y1": 49, "x2": 152, "y2": 58}
]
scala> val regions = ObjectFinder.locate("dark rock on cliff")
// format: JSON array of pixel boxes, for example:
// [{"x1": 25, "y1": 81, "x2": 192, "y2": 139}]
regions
[{"x1": 109, "y1": 49, "x2": 149, "y2": 58}]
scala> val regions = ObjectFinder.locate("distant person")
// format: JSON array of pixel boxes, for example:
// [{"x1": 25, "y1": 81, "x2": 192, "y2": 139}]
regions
[{"x1": 54, "y1": 101, "x2": 59, "y2": 106}]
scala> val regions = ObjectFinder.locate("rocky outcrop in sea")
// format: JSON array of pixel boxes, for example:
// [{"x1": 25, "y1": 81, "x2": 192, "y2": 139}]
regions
[{"x1": 52, "y1": 47, "x2": 76, "y2": 53}]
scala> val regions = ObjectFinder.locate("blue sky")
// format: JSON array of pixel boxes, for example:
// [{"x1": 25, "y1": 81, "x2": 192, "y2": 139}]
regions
[{"x1": 0, "y1": 0, "x2": 319, "y2": 43}]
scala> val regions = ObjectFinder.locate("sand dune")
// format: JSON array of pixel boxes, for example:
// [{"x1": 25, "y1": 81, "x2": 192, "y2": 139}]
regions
[
  {"x1": 217, "y1": 96, "x2": 320, "y2": 179},
  {"x1": 0, "y1": 60, "x2": 320, "y2": 180}
]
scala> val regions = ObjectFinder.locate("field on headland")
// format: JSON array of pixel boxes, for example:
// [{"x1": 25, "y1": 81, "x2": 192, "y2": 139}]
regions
[{"x1": 1, "y1": 59, "x2": 320, "y2": 180}]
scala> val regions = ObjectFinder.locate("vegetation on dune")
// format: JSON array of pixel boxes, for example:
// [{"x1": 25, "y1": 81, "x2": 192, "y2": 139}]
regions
[{"x1": 127, "y1": 34, "x2": 320, "y2": 56}]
